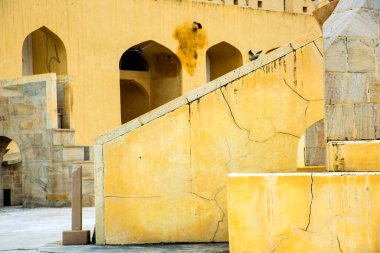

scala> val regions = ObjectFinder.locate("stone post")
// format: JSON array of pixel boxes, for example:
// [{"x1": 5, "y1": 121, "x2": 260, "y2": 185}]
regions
[
  {"x1": 62, "y1": 165, "x2": 90, "y2": 245},
  {"x1": 323, "y1": 0, "x2": 380, "y2": 171}
]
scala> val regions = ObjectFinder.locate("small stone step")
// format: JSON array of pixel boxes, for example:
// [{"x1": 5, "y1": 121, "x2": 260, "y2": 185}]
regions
[
  {"x1": 62, "y1": 145, "x2": 91, "y2": 162},
  {"x1": 52, "y1": 129, "x2": 75, "y2": 145}
]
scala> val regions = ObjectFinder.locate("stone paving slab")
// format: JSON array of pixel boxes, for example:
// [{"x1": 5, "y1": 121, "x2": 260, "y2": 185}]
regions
[
  {"x1": 0, "y1": 206, "x2": 228, "y2": 253},
  {"x1": 38, "y1": 244, "x2": 229, "y2": 253}
]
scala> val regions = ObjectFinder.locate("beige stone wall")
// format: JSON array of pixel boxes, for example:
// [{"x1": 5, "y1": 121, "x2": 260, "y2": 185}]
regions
[
  {"x1": 0, "y1": 162, "x2": 22, "y2": 206},
  {"x1": 0, "y1": 0, "x2": 319, "y2": 145},
  {"x1": 0, "y1": 74, "x2": 94, "y2": 207},
  {"x1": 94, "y1": 32, "x2": 324, "y2": 244}
]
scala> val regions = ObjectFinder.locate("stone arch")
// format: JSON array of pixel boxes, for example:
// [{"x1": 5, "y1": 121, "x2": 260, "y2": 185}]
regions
[
  {"x1": 119, "y1": 40, "x2": 182, "y2": 123},
  {"x1": 297, "y1": 118, "x2": 325, "y2": 167},
  {"x1": 206, "y1": 41, "x2": 243, "y2": 81},
  {"x1": 22, "y1": 26, "x2": 67, "y2": 76},
  {"x1": 0, "y1": 136, "x2": 23, "y2": 207}
]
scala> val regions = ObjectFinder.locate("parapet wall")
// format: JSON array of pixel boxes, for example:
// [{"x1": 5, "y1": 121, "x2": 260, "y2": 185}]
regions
[{"x1": 94, "y1": 32, "x2": 324, "y2": 244}]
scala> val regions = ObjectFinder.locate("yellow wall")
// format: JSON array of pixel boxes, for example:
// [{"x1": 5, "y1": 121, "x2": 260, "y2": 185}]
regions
[
  {"x1": 0, "y1": 0, "x2": 319, "y2": 144},
  {"x1": 194, "y1": 0, "x2": 323, "y2": 14},
  {"x1": 228, "y1": 172, "x2": 380, "y2": 253},
  {"x1": 95, "y1": 34, "x2": 324, "y2": 244}
]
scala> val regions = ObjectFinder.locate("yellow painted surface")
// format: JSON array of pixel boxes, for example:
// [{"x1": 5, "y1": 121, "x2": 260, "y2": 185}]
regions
[
  {"x1": 100, "y1": 37, "x2": 324, "y2": 244},
  {"x1": 0, "y1": 0, "x2": 319, "y2": 144},
  {"x1": 327, "y1": 141, "x2": 380, "y2": 171},
  {"x1": 228, "y1": 172, "x2": 380, "y2": 253}
]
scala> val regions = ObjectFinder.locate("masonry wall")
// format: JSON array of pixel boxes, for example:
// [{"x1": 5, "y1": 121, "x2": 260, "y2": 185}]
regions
[
  {"x1": 94, "y1": 33, "x2": 324, "y2": 244},
  {"x1": 0, "y1": 162, "x2": 22, "y2": 206},
  {"x1": 0, "y1": 0, "x2": 319, "y2": 145}
]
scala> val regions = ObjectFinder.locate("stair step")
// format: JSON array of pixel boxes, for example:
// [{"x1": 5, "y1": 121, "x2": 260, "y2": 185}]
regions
[
  {"x1": 62, "y1": 145, "x2": 91, "y2": 162},
  {"x1": 52, "y1": 129, "x2": 75, "y2": 145}
]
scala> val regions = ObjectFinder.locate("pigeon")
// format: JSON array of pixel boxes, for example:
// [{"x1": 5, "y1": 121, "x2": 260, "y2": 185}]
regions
[
  {"x1": 192, "y1": 22, "x2": 202, "y2": 31},
  {"x1": 249, "y1": 50, "x2": 262, "y2": 61}
]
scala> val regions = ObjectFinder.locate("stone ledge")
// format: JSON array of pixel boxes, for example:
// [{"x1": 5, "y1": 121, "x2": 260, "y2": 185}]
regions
[
  {"x1": 0, "y1": 73, "x2": 57, "y2": 87},
  {"x1": 327, "y1": 140, "x2": 380, "y2": 171}
]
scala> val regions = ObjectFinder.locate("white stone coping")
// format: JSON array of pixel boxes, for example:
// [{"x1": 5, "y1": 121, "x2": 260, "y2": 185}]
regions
[
  {"x1": 0, "y1": 73, "x2": 57, "y2": 87},
  {"x1": 94, "y1": 31, "x2": 322, "y2": 145},
  {"x1": 228, "y1": 171, "x2": 380, "y2": 177},
  {"x1": 328, "y1": 140, "x2": 380, "y2": 144}
]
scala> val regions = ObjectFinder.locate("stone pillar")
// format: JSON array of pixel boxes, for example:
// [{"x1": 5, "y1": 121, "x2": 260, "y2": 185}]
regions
[
  {"x1": 324, "y1": 0, "x2": 380, "y2": 170},
  {"x1": 62, "y1": 165, "x2": 90, "y2": 245}
]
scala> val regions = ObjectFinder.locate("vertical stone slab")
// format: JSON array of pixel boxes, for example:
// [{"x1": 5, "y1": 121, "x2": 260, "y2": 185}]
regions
[
  {"x1": 62, "y1": 164, "x2": 90, "y2": 245},
  {"x1": 71, "y1": 165, "x2": 82, "y2": 230}
]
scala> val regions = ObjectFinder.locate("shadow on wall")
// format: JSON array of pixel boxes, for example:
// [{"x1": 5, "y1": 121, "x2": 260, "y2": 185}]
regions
[
  {"x1": 119, "y1": 40, "x2": 182, "y2": 124},
  {"x1": 22, "y1": 26, "x2": 67, "y2": 76}
]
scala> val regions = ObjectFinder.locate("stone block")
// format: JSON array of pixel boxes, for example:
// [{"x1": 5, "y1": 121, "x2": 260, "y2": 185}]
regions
[
  {"x1": 325, "y1": 104, "x2": 376, "y2": 140},
  {"x1": 324, "y1": 9, "x2": 378, "y2": 39},
  {"x1": 347, "y1": 37, "x2": 376, "y2": 73},
  {"x1": 324, "y1": 37, "x2": 348, "y2": 72},
  {"x1": 334, "y1": 0, "x2": 380, "y2": 12},
  {"x1": 2, "y1": 175, "x2": 12, "y2": 188},
  {"x1": 228, "y1": 172, "x2": 380, "y2": 253},
  {"x1": 327, "y1": 140, "x2": 380, "y2": 171},
  {"x1": 52, "y1": 129, "x2": 75, "y2": 146},
  {"x1": 325, "y1": 72, "x2": 374, "y2": 105},
  {"x1": 305, "y1": 147, "x2": 326, "y2": 166},
  {"x1": 8, "y1": 104, "x2": 35, "y2": 116},
  {"x1": 62, "y1": 146, "x2": 84, "y2": 162},
  {"x1": 62, "y1": 230, "x2": 90, "y2": 245},
  {"x1": 22, "y1": 82, "x2": 46, "y2": 97},
  {"x1": 0, "y1": 97, "x2": 9, "y2": 104}
]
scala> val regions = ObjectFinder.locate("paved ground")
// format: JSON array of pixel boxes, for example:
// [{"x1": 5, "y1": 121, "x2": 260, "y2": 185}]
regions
[{"x1": 0, "y1": 206, "x2": 229, "y2": 253}]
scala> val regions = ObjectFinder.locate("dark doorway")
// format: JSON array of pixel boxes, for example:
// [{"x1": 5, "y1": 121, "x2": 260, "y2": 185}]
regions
[{"x1": 3, "y1": 189, "x2": 11, "y2": 206}]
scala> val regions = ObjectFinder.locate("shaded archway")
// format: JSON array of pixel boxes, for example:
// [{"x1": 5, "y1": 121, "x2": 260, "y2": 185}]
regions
[
  {"x1": 297, "y1": 119, "x2": 325, "y2": 167},
  {"x1": 206, "y1": 42, "x2": 243, "y2": 81},
  {"x1": 22, "y1": 26, "x2": 67, "y2": 76},
  {"x1": 119, "y1": 40, "x2": 182, "y2": 124},
  {"x1": 0, "y1": 137, "x2": 22, "y2": 207},
  {"x1": 120, "y1": 80, "x2": 150, "y2": 124}
]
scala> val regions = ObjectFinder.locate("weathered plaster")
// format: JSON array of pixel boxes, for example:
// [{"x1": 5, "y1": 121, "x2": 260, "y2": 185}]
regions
[{"x1": 95, "y1": 32, "x2": 324, "y2": 244}]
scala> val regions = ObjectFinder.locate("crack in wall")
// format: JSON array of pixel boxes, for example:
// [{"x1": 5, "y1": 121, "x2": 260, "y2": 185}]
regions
[
  {"x1": 283, "y1": 79, "x2": 321, "y2": 102},
  {"x1": 313, "y1": 41, "x2": 324, "y2": 58},
  {"x1": 303, "y1": 174, "x2": 314, "y2": 232},
  {"x1": 188, "y1": 186, "x2": 226, "y2": 242},
  {"x1": 220, "y1": 87, "x2": 300, "y2": 145},
  {"x1": 337, "y1": 237, "x2": 343, "y2": 253},
  {"x1": 271, "y1": 237, "x2": 291, "y2": 253}
]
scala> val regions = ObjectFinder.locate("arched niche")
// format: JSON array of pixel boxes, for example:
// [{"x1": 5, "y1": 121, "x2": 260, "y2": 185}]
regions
[
  {"x1": 119, "y1": 40, "x2": 182, "y2": 124},
  {"x1": 0, "y1": 136, "x2": 22, "y2": 207},
  {"x1": 297, "y1": 119, "x2": 325, "y2": 167},
  {"x1": 206, "y1": 41, "x2": 243, "y2": 81},
  {"x1": 120, "y1": 80, "x2": 150, "y2": 124},
  {"x1": 22, "y1": 26, "x2": 67, "y2": 76}
]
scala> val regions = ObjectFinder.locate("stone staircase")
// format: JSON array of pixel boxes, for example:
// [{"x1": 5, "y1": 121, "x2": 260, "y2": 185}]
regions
[{"x1": 52, "y1": 129, "x2": 94, "y2": 207}]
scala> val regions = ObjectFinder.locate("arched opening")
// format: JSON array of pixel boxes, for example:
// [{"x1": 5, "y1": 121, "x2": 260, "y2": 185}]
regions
[
  {"x1": 119, "y1": 40, "x2": 182, "y2": 124},
  {"x1": 22, "y1": 26, "x2": 67, "y2": 76},
  {"x1": 120, "y1": 80, "x2": 150, "y2": 124},
  {"x1": 0, "y1": 137, "x2": 22, "y2": 207},
  {"x1": 297, "y1": 119, "x2": 325, "y2": 167},
  {"x1": 206, "y1": 42, "x2": 243, "y2": 82}
]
